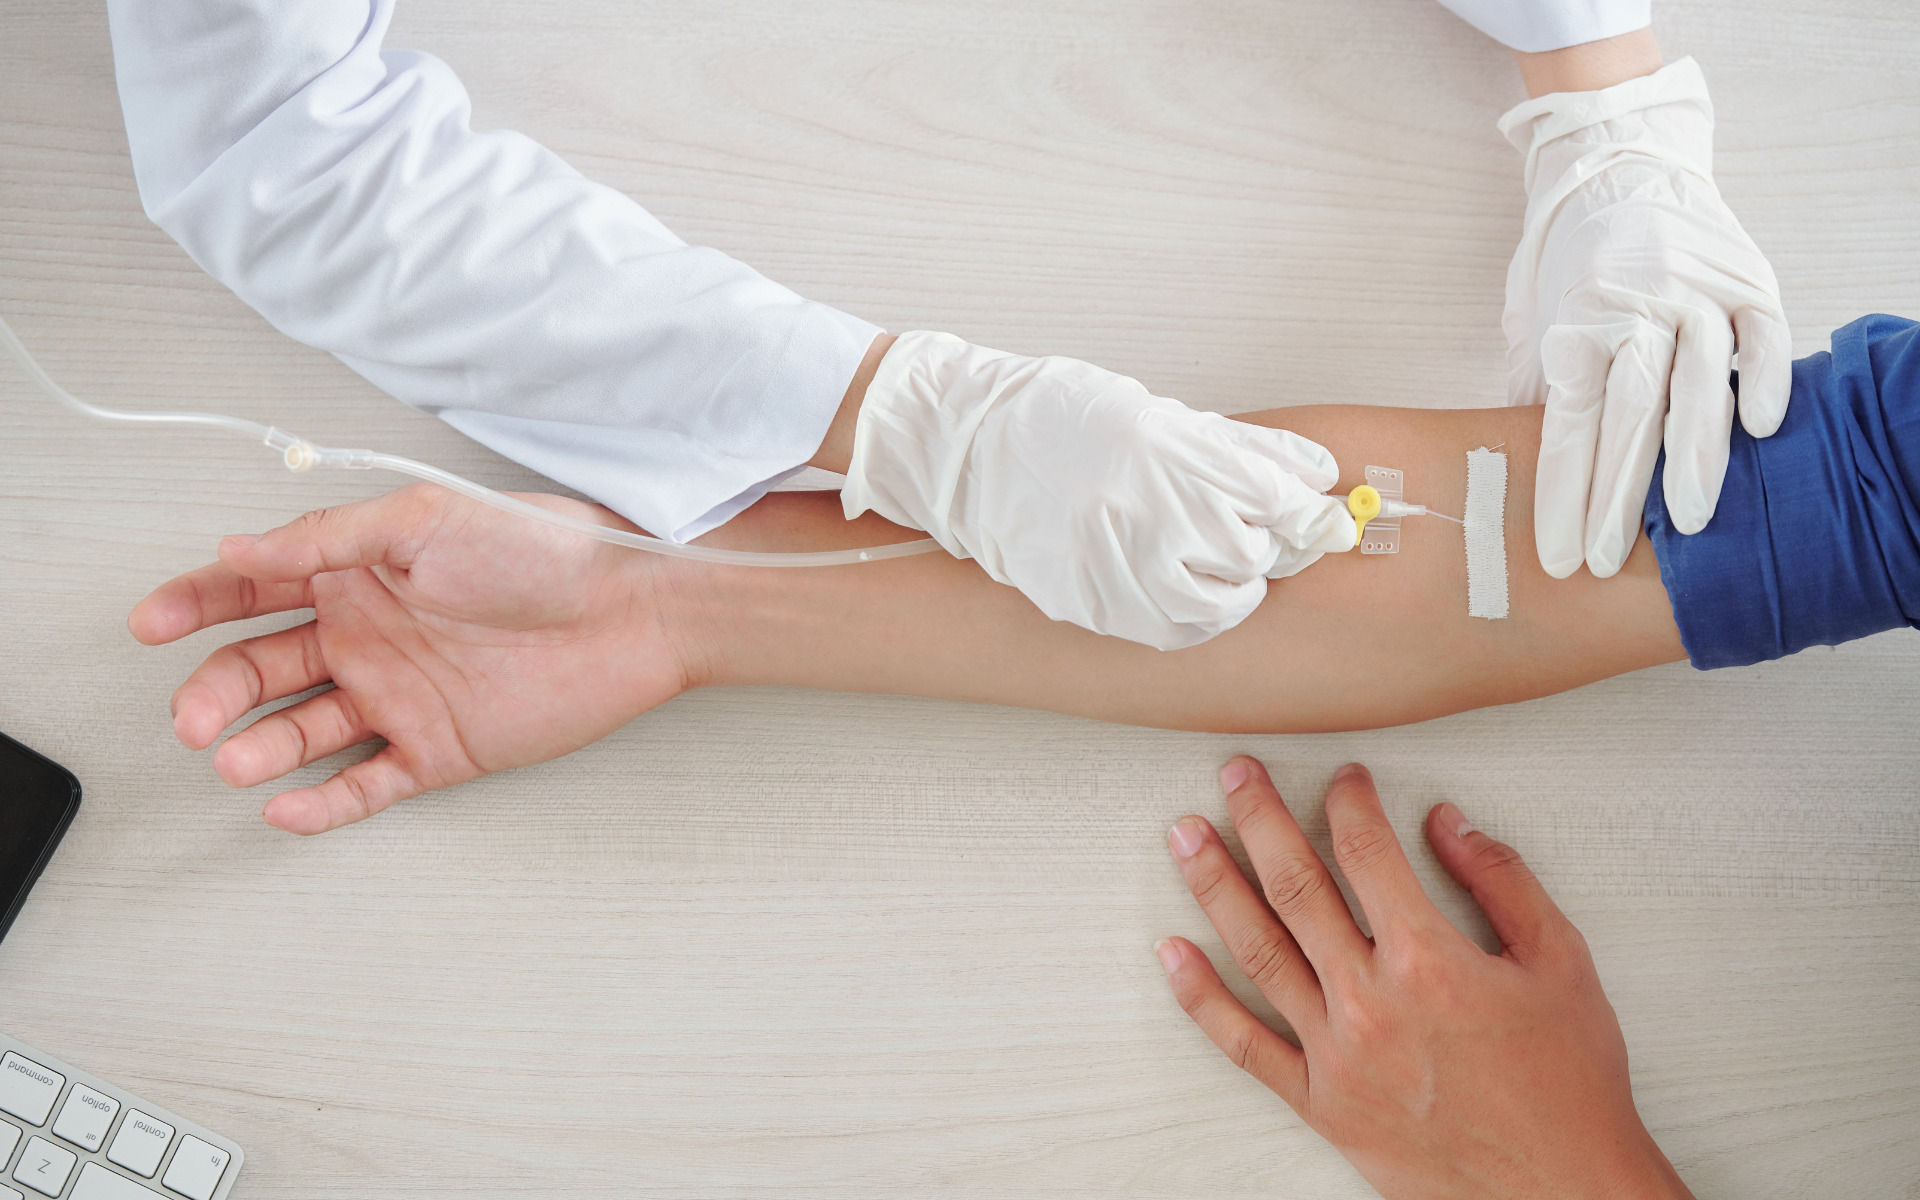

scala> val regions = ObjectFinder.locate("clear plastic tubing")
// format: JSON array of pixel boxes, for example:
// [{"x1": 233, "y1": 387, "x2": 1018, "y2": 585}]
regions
[
  {"x1": 0, "y1": 315, "x2": 941, "y2": 568},
  {"x1": 1381, "y1": 499, "x2": 1462, "y2": 524}
]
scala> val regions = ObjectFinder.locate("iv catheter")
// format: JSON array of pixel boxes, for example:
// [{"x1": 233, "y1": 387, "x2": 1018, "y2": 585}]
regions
[
  {"x1": 1346, "y1": 484, "x2": 1462, "y2": 541},
  {"x1": 0, "y1": 315, "x2": 943, "y2": 568},
  {"x1": 1345, "y1": 467, "x2": 1463, "y2": 558}
]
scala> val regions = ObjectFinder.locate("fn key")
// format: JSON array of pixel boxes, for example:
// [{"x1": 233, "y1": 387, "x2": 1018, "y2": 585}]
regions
[{"x1": 160, "y1": 1137, "x2": 230, "y2": 1200}]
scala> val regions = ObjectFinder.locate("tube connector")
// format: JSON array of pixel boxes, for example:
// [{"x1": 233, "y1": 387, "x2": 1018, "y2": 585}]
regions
[
  {"x1": 313, "y1": 446, "x2": 375, "y2": 470},
  {"x1": 262, "y1": 427, "x2": 374, "y2": 470},
  {"x1": 264, "y1": 427, "x2": 316, "y2": 472}
]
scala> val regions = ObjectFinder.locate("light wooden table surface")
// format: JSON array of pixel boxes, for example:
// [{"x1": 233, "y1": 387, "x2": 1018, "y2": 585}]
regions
[{"x1": 3, "y1": 2, "x2": 1918, "y2": 1196}]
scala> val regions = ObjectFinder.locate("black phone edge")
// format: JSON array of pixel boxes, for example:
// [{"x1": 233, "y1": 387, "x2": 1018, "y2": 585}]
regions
[{"x1": 0, "y1": 732, "x2": 83, "y2": 944}]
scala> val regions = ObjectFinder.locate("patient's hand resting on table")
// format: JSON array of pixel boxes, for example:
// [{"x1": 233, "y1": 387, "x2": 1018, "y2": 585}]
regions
[
  {"x1": 129, "y1": 485, "x2": 691, "y2": 834},
  {"x1": 1161, "y1": 757, "x2": 1694, "y2": 1199}
]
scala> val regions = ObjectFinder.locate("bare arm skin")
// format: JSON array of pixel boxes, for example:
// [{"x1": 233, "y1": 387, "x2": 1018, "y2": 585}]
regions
[
  {"x1": 1513, "y1": 27, "x2": 1666, "y2": 99},
  {"x1": 683, "y1": 403, "x2": 1685, "y2": 733},
  {"x1": 807, "y1": 332, "x2": 896, "y2": 473},
  {"x1": 132, "y1": 402, "x2": 1684, "y2": 834}
]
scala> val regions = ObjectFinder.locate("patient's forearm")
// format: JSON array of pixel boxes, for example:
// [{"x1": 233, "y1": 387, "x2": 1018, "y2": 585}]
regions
[
  {"x1": 131, "y1": 319, "x2": 1912, "y2": 831},
  {"x1": 672, "y1": 404, "x2": 1686, "y2": 733}
]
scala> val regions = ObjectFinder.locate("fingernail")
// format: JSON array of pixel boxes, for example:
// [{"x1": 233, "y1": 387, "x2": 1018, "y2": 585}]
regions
[
  {"x1": 1167, "y1": 818, "x2": 1204, "y2": 859},
  {"x1": 1155, "y1": 939, "x2": 1181, "y2": 974},
  {"x1": 1332, "y1": 762, "x2": 1368, "y2": 783},
  {"x1": 220, "y1": 533, "x2": 261, "y2": 555},
  {"x1": 1219, "y1": 759, "x2": 1250, "y2": 793},
  {"x1": 1441, "y1": 802, "x2": 1475, "y2": 838}
]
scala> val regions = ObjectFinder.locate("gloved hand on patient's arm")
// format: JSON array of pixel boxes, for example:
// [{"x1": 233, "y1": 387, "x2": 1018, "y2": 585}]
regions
[
  {"x1": 1502, "y1": 53, "x2": 1792, "y2": 581},
  {"x1": 841, "y1": 331, "x2": 1357, "y2": 651},
  {"x1": 1161, "y1": 757, "x2": 1697, "y2": 1200}
]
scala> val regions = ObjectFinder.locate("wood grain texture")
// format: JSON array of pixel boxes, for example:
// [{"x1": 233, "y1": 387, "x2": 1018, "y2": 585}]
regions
[{"x1": 2, "y1": 1, "x2": 1917, "y2": 1196}]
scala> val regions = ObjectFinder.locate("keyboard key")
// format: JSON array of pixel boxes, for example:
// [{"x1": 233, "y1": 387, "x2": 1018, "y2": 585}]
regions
[
  {"x1": 11, "y1": 1136, "x2": 76, "y2": 1197},
  {"x1": 72, "y1": 1163, "x2": 166, "y2": 1200},
  {"x1": 53, "y1": 1083, "x2": 120, "y2": 1152},
  {"x1": 0, "y1": 1055, "x2": 64, "y2": 1126},
  {"x1": 106, "y1": 1110, "x2": 175, "y2": 1178},
  {"x1": 159, "y1": 1135, "x2": 228, "y2": 1200},
  {"x1": 0, "y1": 1122, "x2": 19, "y2": 1168},
  {"x1": 1, "y1": 1185, "x2": 20, "y2": 1200}
]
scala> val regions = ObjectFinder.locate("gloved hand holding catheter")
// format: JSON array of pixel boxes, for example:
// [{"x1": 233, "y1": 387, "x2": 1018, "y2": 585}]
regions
[{"x1": 844, "y1": 332, "x2": 1356, "y2": 649}]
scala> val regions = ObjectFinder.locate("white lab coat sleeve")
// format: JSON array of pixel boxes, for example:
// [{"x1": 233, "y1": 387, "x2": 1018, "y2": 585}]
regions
[
  {"x1": 104, "y1": 0, "x2": 882, "y2": 542},
  {"x1": 1431, "y1": 0, "x2": 1652, "y2": 53}
]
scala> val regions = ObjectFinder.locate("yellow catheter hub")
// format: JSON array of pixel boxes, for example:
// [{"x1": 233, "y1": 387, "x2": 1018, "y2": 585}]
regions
[{"x1": 1348, "y1": 484, "x2": 1382, "y2": 543}]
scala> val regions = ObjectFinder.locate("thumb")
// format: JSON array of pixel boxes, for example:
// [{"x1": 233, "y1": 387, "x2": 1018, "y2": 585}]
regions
[
  {"x1": 223, "y1": 484, "x2": 442, "y2": 581},
  {"x1": 1425, "y1": 802, "x2": 1567, "y2": 961}
]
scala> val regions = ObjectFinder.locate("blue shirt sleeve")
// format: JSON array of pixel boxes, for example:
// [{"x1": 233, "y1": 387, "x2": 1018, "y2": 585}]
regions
[{"x1": 1645, "y1": 315, "x2": 1920, "y2": 669}]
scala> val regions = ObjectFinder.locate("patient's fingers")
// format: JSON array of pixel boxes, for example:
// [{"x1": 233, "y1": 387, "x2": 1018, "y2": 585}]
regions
[
  {"x1": 1323, "y1": 764, "x2": 1446, "y2": 948},
  {"x1": 261, "y1": 745, "x2": 426, "y2": 835},
  {"x1": 1168, "y1": 814, "x2": 1327, "y2": 1034},
  {"x1": 221, "y1": 485, "x2": 442, "y2": 583},
  {"x1": 170, "y1": 621, "x2": 330, "y2": 750},
  {"x1": 129, "y1": 562, "x2": 314, "y2": 645},
  {"x1": 212, "y1": 689, "x2": 372, "y2": 790},
  {"x1": 1158, "y1": 936, "x2": 1309, "y2": 1114},
  {"x1": 1225, "y1": 757, "x2": 1369, "y2": 975}
]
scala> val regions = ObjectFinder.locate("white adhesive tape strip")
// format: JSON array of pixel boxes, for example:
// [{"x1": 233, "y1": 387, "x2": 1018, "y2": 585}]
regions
[{"x1": 1464, "y1": 448, "x2": 1509, "y2": 619}]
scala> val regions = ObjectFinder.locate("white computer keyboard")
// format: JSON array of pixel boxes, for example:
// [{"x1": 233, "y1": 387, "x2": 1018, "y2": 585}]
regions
[{"x1": 0, "y1": 1033, "x2": 242, "y2": 1200}]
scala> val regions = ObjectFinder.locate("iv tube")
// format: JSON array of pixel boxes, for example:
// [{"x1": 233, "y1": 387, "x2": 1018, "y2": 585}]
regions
[{"x1": 0, "y1": 315, "x2": 942, "y2": 568}]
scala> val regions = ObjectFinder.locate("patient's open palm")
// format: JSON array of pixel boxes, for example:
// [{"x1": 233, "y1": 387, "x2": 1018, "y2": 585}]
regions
[{"x1": 130, "y1": 485, "x2": 689, "y2": 834}]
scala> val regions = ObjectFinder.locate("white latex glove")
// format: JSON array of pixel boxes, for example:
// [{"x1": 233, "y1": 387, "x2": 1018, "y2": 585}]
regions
[
  {"x1": 842, "y1": 331, "x2": 1357, "y2": 650},
  {"x1": 1499, "y1": 57, "x2": 1792, "y2": 579}
]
